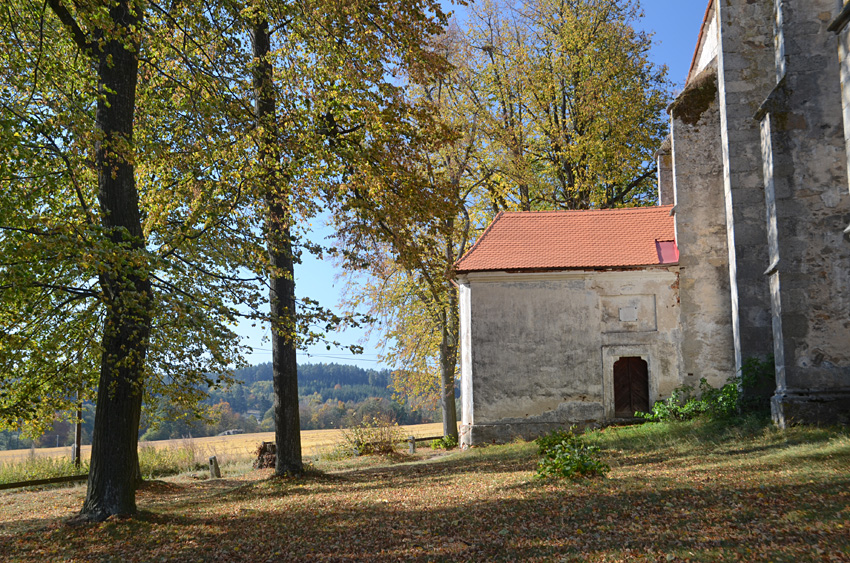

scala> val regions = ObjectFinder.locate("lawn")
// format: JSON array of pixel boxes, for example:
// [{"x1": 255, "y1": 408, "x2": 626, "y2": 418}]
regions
[{"x1": 0, "y1": 418, "x2": 848, "y2": 562}]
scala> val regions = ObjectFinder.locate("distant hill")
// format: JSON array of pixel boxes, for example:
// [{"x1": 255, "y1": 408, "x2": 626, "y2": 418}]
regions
[
  {"x1": 234, "y1": 362, "x2": 391, "y2": 389},
  {"x1": 0, "y1": 362, "x2": 434, "y2": 448}
]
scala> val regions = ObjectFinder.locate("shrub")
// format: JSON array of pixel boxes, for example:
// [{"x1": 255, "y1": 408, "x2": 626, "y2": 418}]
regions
[
  {"x1": 738, "y1": 355, "x2": 775, "y2": 414},
  {"x1": 535, "y1": 428, "x2": 576, "y2": 455},
  {"x1": 535, "y1": 428, "x2": 609, "y2": 480},
  {"x1": 341, "y1": 416, "x2": 403, "y2": 455},
  {"x1": 638, "y1": 356, "x2": 775, "y2": 423},
  {"x1": 430, "y1": 435, "x2": 458, "y2": 450}
]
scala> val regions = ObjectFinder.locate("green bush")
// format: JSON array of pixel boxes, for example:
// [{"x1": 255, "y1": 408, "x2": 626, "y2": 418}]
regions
[
  {"x1": 341, "y1": 416, "x2": 403, "y2": 455},
  {"x1": 430, "y1": 435, "x2": 458, "y2": 450},
  {"x1": 638, "y1": 356, "x2": 775, "y2": 423},
  {"x1": 535, "y1": 428, "x2": 609, "y2": 480},
  {"x1": 637, "y1": 379, "x2": 736, "y2": 422},
  {"x1": 535, "y1": 428, "x2": 576, "y2": 455}
]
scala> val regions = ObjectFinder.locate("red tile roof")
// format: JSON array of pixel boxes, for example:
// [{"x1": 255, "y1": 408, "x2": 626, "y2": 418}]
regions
[{"x1": 455, "y1": 205, "x2": 678, "y2": 273}]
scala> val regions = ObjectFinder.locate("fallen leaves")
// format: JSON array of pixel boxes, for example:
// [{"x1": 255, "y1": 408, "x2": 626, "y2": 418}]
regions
[{"x1": 0, "y1": 426, "x2": 848, "y2": 562}]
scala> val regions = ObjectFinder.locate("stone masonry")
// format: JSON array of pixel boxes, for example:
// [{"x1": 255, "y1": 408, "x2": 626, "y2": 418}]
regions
[
  {"x1": 656, "y1": 0, "x2": 850, "y2": 426},
  {"x1": 674, "y1": 0, "x2": 850, "y2": 426},
  {"x1": 669, "y1": 61, "x2": 737, "y2": 389},
  {"x1": 716, "y1": 0, "x2": 776, "y2": 373},
  {"x1": 755, "y1": 0, "x2": 850, "y2": 426}
]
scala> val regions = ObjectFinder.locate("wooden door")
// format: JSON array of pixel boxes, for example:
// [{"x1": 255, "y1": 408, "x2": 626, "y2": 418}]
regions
[{"x1": 613, "y1": 357, "x2": 649, "y2": 417}]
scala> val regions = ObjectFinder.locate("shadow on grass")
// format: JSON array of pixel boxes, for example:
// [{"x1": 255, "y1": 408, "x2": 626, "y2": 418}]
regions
[
  {"x1": 3, "y1": 421, "x2": 848, "y2": 562},
  {"x1": 4, "y1": 474, "x2": 847, "y2": 563}
]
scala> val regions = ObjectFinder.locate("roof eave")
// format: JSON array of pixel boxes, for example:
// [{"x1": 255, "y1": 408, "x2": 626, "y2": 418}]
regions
[{"x1": 455, "y1": 263, "x2": 679, "y2": 276}]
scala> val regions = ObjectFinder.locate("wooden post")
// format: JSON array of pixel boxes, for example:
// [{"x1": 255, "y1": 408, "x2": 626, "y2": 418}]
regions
[
  {"x1": 209, "y1": 456, "x2": 221, "y2": 479},
  {"x1": 408, "y1": 436, "x2": 416, "y2": 454}
]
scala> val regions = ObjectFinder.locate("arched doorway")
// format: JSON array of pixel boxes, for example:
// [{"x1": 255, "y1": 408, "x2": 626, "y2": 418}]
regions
[{"x1": 613, "y1": 357, "x2": 649, "y2": 417}]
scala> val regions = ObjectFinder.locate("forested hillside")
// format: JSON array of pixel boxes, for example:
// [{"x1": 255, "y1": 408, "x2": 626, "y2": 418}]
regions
[{"x1": 0, "y1": 363, "x2": 438, "y2": 449}]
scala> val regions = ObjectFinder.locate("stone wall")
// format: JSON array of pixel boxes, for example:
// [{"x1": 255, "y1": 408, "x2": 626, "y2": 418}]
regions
[
  {"x1": 669, "y1": 61, "x2": 738, "y2": 389},
  {"x1": 656, "y1": 136, "x2": 674, "y2": 206},
  {"x1": 757, "y1": 0, "x2": 850, "y2": 426},
  {"x1": 716, "y1": 0, "x2": 776, "y2": 374}
]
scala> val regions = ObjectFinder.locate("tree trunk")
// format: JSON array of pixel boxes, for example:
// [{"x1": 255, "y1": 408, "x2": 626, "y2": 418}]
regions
[
  {"x1": 440, "y1": 291, "x2": 459, "y2": 441},
  {"x1": 518, "y1": 183, "x2": 531, "y2": 211},
  {"x1": 251, "y1": 13, "x2": 302, "y2": 475},
  {"x1": 79, "y1": 0, "x2": 150, "y2": 521}
]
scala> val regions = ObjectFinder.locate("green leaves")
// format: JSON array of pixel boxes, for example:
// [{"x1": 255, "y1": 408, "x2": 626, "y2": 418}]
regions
[
  {"x1": 535, "y1": 427, "x2": 610, "y2": 480},
  {"x1": 466, "y1": 0, "x2": 670, "y2": 210}
]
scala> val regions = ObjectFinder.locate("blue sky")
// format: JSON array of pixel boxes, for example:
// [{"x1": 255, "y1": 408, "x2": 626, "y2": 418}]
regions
[{"x1": 240, "y1": 0, "x2": 711, "y2": 369}]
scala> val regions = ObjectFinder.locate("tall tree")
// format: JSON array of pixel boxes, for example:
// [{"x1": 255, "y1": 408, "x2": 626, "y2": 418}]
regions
[
  {"x1": 246, "y1": 3, "x2": 302, "y2": 475},
  {"x1": 46, "y1": 0, "x2": 150, "y2": 519},
  {"x1": 0, "y1": 0, "x2": 453, "y2": 516},
  {"x1": 335, "y1": 0, "x2": 670, "y2": 423},
  {"x1": 333, "y1": 29, "x2": 485, "y2": 440},
  {"x1": 0, "y1": 0, "x2": 263, "y2": 519},
  {"x1": 469, "y1": 0, "x2": 669, "y2": 210},
  {"x1": 237, "y1": 0, "x2": 453, "y2": 464}
]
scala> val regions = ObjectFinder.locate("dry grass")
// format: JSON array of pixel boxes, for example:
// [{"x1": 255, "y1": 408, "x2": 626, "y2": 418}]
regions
[{"x1": 0, "y1": 422, "x2": 445, "y2": 465}]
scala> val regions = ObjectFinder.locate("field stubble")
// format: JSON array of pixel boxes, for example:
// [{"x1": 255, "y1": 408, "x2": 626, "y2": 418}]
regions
[{"x1": 0, "y1": 422, "x2": 445, "y2": 465}]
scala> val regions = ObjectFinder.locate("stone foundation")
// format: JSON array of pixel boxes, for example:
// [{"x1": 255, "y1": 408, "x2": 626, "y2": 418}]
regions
[
  {"x1": 460, "y1": 420, "x2": 603, "y2": 448},
  {"x1": 771, "y1": 389, "x2": 850, "y2": 428}
]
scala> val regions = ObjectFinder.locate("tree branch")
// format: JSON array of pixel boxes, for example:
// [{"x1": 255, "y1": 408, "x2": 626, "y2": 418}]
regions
[{"x1": 45, "y1": 0, "x2": 93, "y2": 54}]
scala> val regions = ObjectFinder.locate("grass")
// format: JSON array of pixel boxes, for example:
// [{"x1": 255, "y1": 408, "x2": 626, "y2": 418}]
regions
[
  {"x1": 0, "y1": 418, "x2": 847, "y2": 562},
  {"x1": 0, "y1": 422, "x2": 445, "y2": 465},
  {"x1": 0, "y1": 455, "x2": 89, "y2": 485},
  {"x1": 0, "y1": 422, "x2": 445, "y2": 484}
]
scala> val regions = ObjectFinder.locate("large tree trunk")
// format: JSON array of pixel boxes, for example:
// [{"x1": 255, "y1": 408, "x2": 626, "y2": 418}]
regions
[
  {"x1": 440, "y1": 290, "x2": 459, "y2": 441},
  {"x1": 79, "y1": 0, "x2": 150, "y2": 521},
  {"x1": 251, "y1": 13, "x2": 303, "y2": 475}
]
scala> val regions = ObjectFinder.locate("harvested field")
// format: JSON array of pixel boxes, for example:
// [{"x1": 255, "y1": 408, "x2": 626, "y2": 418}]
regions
[{"x1": 0, "y1": 422, "x2": 445, "y2": 464}]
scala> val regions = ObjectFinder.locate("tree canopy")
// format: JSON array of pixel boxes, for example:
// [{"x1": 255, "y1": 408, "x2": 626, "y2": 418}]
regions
[
  {"x1": 469, "y1": 0, "x2": 669, "y2": 210},
  {"x1": 0, "y1": 0, "x2": 453, "y2": 519},
  {"x1": 334, "y1": 0, "x2": 671, "y2": 427}
]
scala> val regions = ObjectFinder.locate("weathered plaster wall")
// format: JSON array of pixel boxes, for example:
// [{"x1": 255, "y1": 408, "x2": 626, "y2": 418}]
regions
[
  {"x1": 692, "y1": 0, "x2": 719, "y2": 80},
  {"x1": 670, "y1": 63, "x2": 738, "y2": 389},
  {"x1": 716, "y1": 0, "x2": 776, "y2": 374},
  {"x1": 457, "y1": 269, "x2": 680, "y2": 446},
  {"x1": 758, "y1": 0, "x2": 850, "y2": 426}
]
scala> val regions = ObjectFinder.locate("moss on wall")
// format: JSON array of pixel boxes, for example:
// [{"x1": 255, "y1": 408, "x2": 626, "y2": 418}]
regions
[{"x1": 670, "y1": 67, "x2": 718, "y2": 126}]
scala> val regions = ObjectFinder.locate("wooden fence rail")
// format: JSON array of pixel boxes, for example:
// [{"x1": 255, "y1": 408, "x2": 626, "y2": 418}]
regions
[
  {"x1": 0, "y1": 474, "x2": 88, "y2": 491},
  {"x1": 349, "y1": 435, "x2": 445, "y2": 455}
]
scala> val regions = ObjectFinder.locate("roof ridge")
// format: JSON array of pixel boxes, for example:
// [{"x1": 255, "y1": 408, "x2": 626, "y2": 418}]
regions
[{"x1": 498, "y1": 205, "x2": 673, "y2": 217}]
